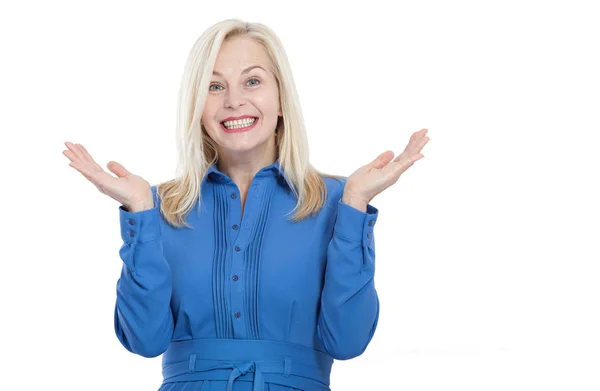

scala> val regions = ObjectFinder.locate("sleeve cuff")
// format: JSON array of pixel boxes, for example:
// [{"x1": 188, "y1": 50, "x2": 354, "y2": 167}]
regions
[
  {"x1": 334, "y1": 199, "x2": 379, "y2": 247},
  {"x1": 119, "y1": 202, "x2": 160, "y2": 243}
]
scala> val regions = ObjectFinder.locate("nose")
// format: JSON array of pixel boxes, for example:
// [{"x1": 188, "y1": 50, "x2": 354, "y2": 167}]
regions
[{"x1": 224, "y1": 85, "x2": 246, "y2": 109}]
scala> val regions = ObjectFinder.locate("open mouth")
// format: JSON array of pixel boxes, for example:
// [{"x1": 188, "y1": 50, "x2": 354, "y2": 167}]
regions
[{"x1": 221, "y1": 117, "x2": 258, "y2": 130}]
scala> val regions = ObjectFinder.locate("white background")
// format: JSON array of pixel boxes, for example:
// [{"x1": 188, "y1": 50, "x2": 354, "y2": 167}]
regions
[{"x1": 1, "y1": 0, "x2": 599, "y2": 390}]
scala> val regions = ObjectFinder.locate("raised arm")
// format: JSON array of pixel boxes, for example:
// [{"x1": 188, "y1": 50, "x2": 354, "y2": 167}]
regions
[
  {"x1": 114, "y1": 185, "x2": 174, "y2": 357},
  {"x1": 63, "y1": 142, "x2": 173, "y2": 357},
  {"x1": 317, "y1": 184, "x2": 380, "y2": 360}
]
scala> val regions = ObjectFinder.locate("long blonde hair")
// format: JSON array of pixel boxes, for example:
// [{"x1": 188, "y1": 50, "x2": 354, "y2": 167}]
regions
[{"x1": 157, "y1": 19, "x2": 343, "y2": 228}]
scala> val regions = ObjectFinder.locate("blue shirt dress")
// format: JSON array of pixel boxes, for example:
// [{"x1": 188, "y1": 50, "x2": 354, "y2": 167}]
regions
[{"x1": 115, "y1": 159, "x2": 380, "y2": 391}]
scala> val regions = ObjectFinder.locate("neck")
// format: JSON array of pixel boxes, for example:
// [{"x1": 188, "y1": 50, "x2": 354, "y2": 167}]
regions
[{"x1": 216, "y1": 145, "x2": 278, "y2": 190}]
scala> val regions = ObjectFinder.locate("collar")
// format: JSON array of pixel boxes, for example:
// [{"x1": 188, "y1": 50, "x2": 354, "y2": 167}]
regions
[{"x1": 203, "y1": 159, "x2": 292, "y2": 191}]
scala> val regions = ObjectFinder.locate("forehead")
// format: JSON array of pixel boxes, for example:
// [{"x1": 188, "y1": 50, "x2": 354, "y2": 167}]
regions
[{"x1": 214, "y1": 36, "x2": 272, "y2": 74}]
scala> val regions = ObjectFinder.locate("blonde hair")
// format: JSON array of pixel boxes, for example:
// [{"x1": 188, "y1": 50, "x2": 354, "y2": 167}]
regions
[{"x1": 157, "y1": 19, "x2": 343, "y2": 228}]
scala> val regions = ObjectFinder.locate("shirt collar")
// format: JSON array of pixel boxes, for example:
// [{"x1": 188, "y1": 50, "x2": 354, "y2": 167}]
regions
[{"x1": 203, "y1": 159, "x2": 292, "y2": 190}]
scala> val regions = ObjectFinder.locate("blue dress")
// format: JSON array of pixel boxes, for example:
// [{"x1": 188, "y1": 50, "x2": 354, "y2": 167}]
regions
[{"x1": 114, "y1": 159, "x2": 380, "y2": 391}]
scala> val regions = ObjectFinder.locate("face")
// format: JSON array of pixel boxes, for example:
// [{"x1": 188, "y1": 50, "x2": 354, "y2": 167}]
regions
[{"x1": 201, "y1": 36, "x2": 282, "y2": 158}]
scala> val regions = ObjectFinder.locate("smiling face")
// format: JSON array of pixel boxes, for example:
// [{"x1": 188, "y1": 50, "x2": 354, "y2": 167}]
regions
[{"x1": 201, "y1": 36, "x2": 282, "y2": 160}]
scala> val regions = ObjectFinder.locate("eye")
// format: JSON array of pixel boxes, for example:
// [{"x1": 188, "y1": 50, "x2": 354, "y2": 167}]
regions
[
  {"x1": 247, "y1": 78, "x2": 260, "y2": 87},
  {"x1": 209, "y1": 83, "x2": 223, "y2": 91}
]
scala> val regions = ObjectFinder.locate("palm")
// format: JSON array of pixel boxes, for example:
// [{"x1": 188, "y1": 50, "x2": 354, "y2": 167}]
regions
[
  {"x1": 346, "y1": 128, "x2": 429, "y2": 202},
  {"x1": 63, "y1": 142, "x2": 151, "y2": 208}
]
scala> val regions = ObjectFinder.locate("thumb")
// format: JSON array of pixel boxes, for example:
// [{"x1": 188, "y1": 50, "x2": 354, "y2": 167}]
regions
[
  {"x1": 107, "y1": 161, "x2": 132, "y2": 178},
  {"x1": 370, "y1": 150, "x2": 395, "y2": 169}
]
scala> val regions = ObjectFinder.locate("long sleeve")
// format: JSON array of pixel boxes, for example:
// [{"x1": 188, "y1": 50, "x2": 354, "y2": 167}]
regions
[
  {"x1": 114, "y1": 186, "x2": 174, "y2": 358},
  {"x1": 317, "y1": 196, "x2": 380, "y2": 360}
]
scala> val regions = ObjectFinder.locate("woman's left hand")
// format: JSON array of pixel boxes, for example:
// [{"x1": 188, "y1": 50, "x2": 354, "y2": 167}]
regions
[{"x1": 342, "y1": 128, "x2": 430, "y2": 208}]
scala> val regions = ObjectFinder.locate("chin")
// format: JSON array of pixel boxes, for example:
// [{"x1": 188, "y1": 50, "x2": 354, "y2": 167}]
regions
[{"x1": 223, "y1": 136, "x2": 274, "y2": 153}]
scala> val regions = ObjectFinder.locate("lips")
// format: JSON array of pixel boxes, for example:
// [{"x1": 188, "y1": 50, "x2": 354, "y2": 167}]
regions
[
  {"x1": 220, "y1": 117, "x2": 259, "y2": 133},
  {"x1": 221, "y1": 114, "x2": 257, "y2": 123}
]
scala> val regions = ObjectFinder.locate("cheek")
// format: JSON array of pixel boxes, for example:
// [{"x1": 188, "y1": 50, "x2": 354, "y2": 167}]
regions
[
  {"x1": 257, "y1": 91, "x2": 281, "y2": 115},
  {"x1": 202, "y1": 99, "x2": 220, "y2": 124}
]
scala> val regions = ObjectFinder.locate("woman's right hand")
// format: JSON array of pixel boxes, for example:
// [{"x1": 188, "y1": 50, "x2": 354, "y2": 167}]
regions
[{"x1": 63, "y1": 142, "x2": 154, "y2": 213}]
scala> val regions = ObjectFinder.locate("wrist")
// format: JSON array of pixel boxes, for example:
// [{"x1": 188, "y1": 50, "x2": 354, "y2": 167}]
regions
[
  {"x1": 126, "y1": 197, "x2": 154, "y2": 213},
  {"x1": 341, "y1": 191, "x2": 368, "y2": 212}
]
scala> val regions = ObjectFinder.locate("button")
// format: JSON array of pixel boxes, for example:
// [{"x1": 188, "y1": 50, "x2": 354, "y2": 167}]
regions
[
  {"x1": 129, "y1": 231, "x2": 135, "y2": 237},
  {"x1": 128, "y1": 218, "x2": 135, "y2": 225},
  {"x1": 232, "y1": 275, "x2": 239, "y2": 281},
  {"x1": 232, "y1": 224, "x2": 239, "y2": 230},
  {"x1": 235, "y1": 246, "x2": 241, "y2": 252},
  {"x1": 367, "y1": 232, "x2": 372, "y2": 239},
  {"x1": 368, "y1": 220, "x2": 374, "y2": 226},
  {"x1": 234, "y1": 311, "x2": 241, "y2": 319},
  {"x1": 231, "y1": 193, "x2": 237, "y2": 199}
]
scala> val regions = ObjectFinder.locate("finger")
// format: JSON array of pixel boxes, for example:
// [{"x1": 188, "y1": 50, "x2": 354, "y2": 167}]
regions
[
  {"x1": 405, "y1": 135, "x2": 423, "y2": 153},
  {"x1": 392, "y1": 153, "x2": 410, "y2": 164},
  {"x1": 76, "y1": 144, "x2": 105, "y2": 172},
  {"x1": 370, "y1": 150, "x2": 395, "y2": 169},
  {"x1": 71, "y1": 161, "x2": 116, "y2": 190},
  {"x1": 65, "y1": 142, "x2": 84, "y2": 160},
  {"x1": 69, "y1": 159, "x2": 98, "y2": 179},
  {"x1": 69, "y1": 161, "x2": 94, "y2": 182},
  {"x1": 64, "y1": 142, "x2": 81, "y2": 161},
  {"x1": 416, "y1": 136, "x2": 430, "y2": 153},
  {"x1": 107, "y1": 161, "x2": 132, "y2": 178},
  {"x1": 63, "y1": 149, "x2": 77, "y2": 162},
  {"x1": 391, "y1": 149, "x2": 425, "y2": 173},
  {"x1": 76, "y1": 143, "x2": 95, "y2": 163},
  {"x1": 406, "y1": 134, "x2": 429, "y2": 155},
  {"x1": 408, "y1": 128, "x2": 427, "y2": 143},
  {"x1": 393, "y1": 149, "x2": 422, "y2": 165}
]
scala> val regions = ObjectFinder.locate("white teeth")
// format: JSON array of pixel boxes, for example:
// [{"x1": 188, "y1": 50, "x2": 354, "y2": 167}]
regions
[{"x1": 223, "y1": 117, "x2": 256, "y2": 129}]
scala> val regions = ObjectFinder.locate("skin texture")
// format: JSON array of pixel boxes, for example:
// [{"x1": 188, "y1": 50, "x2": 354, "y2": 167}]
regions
[
  {"x1": 201, "y1": 36, "x2": 283, "y2": 211},
  {"x1": 62, "y1": 142, "x2": 153, "y2": 212},
  {"x1": 343, "y1": 128, "x2": 430, "y2": 212}
]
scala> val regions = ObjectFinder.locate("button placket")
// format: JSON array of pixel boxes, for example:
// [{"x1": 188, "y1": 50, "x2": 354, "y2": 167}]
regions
[
  {"x1": 227, "y1": 179, "x2": 264, "y2": 339},
  {"x1": 230, "y1": 243, "x2": 244, "y2": 336},
  {"x1": 229, "y1": 185, "x2": 246, "y2": 338}
]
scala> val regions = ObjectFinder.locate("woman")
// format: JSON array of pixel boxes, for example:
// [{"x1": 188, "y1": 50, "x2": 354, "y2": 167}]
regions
[{"x1": 63, "y1": 19, "x2": 429, "y2": 391}]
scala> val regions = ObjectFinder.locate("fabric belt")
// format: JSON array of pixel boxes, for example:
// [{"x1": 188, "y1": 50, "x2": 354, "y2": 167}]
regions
[{"x1": 161, "y1": 339, "x2": 333, "y2": 390}]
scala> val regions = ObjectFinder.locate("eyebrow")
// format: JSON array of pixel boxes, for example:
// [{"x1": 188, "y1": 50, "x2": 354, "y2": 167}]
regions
[{"x1": 212, "y1": 65, "x2": 267, "y2": 77}]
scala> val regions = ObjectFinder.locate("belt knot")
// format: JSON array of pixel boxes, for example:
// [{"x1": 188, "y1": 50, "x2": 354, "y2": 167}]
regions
[{"x1": 226, "y1": 360, "x2": 263, "y2": 391}]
